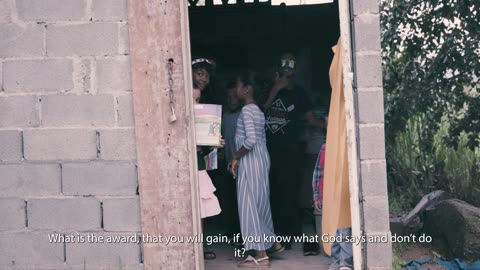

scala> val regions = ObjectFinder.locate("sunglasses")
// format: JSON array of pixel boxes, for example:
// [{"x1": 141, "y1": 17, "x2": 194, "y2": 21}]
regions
[{"x1": 280, "y1": 59, "x2": 296, "y2": 69}]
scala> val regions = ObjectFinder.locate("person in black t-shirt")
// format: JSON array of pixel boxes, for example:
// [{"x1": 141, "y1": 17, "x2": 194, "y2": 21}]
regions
[{"x1": 263, "y1": 53, "x2": 327, "y2": 249}]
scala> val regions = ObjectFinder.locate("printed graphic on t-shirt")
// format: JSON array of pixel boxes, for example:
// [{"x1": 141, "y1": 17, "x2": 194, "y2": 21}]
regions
[{"x1": 265, "y1": 99, "x2": 290, "y2": 134}]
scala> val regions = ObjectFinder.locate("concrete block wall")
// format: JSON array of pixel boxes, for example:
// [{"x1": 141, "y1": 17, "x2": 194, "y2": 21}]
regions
[
  {"x1": 0, "y1": 0, "x2": 143, "y2": 269},
  {"x1": 351, "y1": 0, "x2": 393, "y2": 268}
]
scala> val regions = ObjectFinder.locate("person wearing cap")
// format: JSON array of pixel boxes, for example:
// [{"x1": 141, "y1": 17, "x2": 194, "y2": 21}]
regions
[
  {"x1": 262, "y1": 52, "x2": 327, "y2": 249},
  {"x1": 191, "y1": 57, "x2": 222, "y2": 261}
]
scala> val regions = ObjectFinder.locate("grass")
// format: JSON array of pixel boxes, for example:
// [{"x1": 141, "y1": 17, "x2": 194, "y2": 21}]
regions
[
  {"x1": 392, "y1": 252, "x2": 405, "y2": 270},
  {"x1": 392, "y1": 243, "x2": 408, "y2": 270}
]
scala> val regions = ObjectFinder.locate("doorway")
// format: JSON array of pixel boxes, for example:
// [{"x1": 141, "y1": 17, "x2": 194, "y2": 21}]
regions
[
  {"x1": 127, "y1": 0, "x2": 370, "y2": 268},
  {"x1": 188, "y1": 1, "x2": 342, "y2": 269}
]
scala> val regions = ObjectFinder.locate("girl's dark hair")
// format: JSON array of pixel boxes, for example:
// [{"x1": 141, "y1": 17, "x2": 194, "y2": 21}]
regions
[{"x1": 237, "y1": 70, "x2": 269, "y2": 101}]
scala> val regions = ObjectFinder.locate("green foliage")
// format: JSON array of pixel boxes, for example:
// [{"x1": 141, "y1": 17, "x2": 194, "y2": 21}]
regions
[
  {"x1": 389, "y1": 193, "x2": 412, "y2": 212},
  {"x1": 381, "y1": 0, "x2": 480, "y2": 207},
  {"x1": 381, "y1": 0, "x2": 480, "y2": 149},
  {"x1": 392, "y1": 243, "x2": 408, "y2": 270},
  {"x1": 389, "y1": 115, "x2": 480, "y2": 207},
  {"x1": 392, "y1": 253, "x2": 405, "y2": 270}
]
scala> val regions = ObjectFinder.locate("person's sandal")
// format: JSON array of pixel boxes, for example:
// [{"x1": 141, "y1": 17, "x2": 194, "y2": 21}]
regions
[
  {"x1": 237, "y1": 255, "x2": 270, "y2": 268},
  {"x1": 204, "y1": 251, "x2": 216, "y2": 260}
]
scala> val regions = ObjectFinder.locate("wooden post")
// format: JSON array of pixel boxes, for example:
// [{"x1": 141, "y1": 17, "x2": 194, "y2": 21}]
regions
[
  {"x1": 338, "y1": 0, "x2": 364, "y2": 269},
  {"x1": 127, "y1": 1, "x2": 203, "y2": 269}
]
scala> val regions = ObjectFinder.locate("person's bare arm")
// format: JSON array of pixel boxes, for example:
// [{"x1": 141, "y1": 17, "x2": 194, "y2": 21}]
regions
[
  {"x1": 305, "y1": 111, "x2": 327, "y2": 128},
  {"x1": 233, "y1": 147, "x2": 249, "y2": 160},
  {"x1": 264, "y1": 88, "x2": 280, "y2": 109},
  {"x1": 264, "y1": 75, "x2": 289, "y2": 109},
  {"x1": 228, "y1": 110, "x2": 258, "y2": 177},
  {"x1": 228, "y1": 147, "x2": 249, "y2": 178}
]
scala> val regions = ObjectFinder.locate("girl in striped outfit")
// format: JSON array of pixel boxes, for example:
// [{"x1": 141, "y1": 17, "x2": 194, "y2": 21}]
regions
[{"x1": 229, "y1": 71, "x2": 283, "y2": 268}]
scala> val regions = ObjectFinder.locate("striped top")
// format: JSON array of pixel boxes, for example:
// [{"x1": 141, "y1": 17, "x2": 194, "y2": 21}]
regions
[{"x1": 236, "y1": 104, "x2": 266, "y2": 150}]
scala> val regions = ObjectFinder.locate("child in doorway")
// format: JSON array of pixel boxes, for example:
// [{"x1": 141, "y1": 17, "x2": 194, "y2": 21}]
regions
[
  {"x1": 194, "y1": 87, "x2": 222, "y2": 220},
  {"x1": 312, "y1": 142, "x2": 353, "y2": 269},
  {"x1": 312, "y1": 143, "x2": 326, "y2": 213},
  {"x1": 219, "y1": 82, "x2": 242, "y2": 242},
  {"x1": 312, "y1": 121, "x2": 328, "y2": 258},
  {"x1": 194, "y1": 87, "x2": 222, "y2": 260},
  {"x1": 192, "y1": 56, "x2": 217, "y2": 104},
  {"x1": 229, "y1": 71, "x2": 284, "y2": 268},
  {"x1": 312, "y1": 115, "x2": 327, "y2": 212},
  {"x1": 192, "y1": 56, "x2": 222, "y2": 260}
]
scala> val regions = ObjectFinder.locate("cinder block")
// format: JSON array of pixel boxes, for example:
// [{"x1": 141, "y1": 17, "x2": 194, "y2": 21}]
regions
[
  {"x1": 354, "y1": 14, "x2": 381, "y2": 52},
  {"x1": 361, "y1": 161, "x2": 388, "y2": 197},
  {"x1": 0, "y1": 24, "x2": 43, "y2": 57},
  {"x1": 365, "y1": 232, "x2": 393, "y2": 268},
  {"x1": 47, "y1": 23, "x2": 118, "y2": 56},
  {"x1": 28, "y1": 198, "x2": 101, "y2": 230},
  {"x1": 16, "y1": 0, "x2": 86, "y2": 21},
  {"x1": 96, "y1": 57, "x2": 132, "y2": 92},
  {"x1": 92, "y1": 0, "x2": 127, "y2": 21},
  {"x1": 0, "y1": 232, "x2": 64, "y2": 266},
  {"x1": 42, "y1": 94, "x2": 115, "y2": 127},
  {"x1": 103, "y1": 198, "x2": 141, "y2": 231},
  {"x1": 0, "y1": 199, "x2": 25, "y2": 230},
  {"x1": 10, "y1": 266, "x2": 144, "y2": 270},
  {"x1": 357, "y1": 90, "x2": 384, "y2": 124},
  {"x1": 0, "y1": 96, "x2": 40, "y2": 127},
  {"x1": 119, "y1": 22, "x2": 130, "y2": 54},
  {"x1": 62, "y1": 162, "x2": 137, "y2": 195},
  {"x1": 27, "y1": 266, "x2": 146, "y2": 270},
  {"x1": 359, "y1": 125, "x2": 386, "y2": 160},
  {"x1": 0, "y1": 130, "x2": 22, "y2": 161},
  {"x1": 66, "y1": 233, "x2": 140, "y2": 265},
  {"x1": 81, "y1": 59, "x2": 92, "y2": 92},
  {"x1": 355, "y1": 54, "x2": 383, "y2": 88},
  {"x1": 117, "y1": 94, "x2": 135, "y2": 126},
  {"x1": 0, "y1": 0, "x2": 11, "y2": 23},
  {"x1": 23, "y1": 129, "x2": 97, "y2": 161},
  {"x1": 363, "y1": 196, "x2": 390, "y2": 233},
  {"x1": 99, "y1": 129, "x2": 136, "y2": 160},
  {"x1": 352, "y1": 0, "x2": 379, "y2": 15},
  {"x1": 0, "y1": 164, "x2": 61, "y2": 197},
  {"x1": 46, "y1": 266, "x2": 144, "y2": 270},
  {"x1": 3, "y1": 60, "x2": 73, "y2": 93}
]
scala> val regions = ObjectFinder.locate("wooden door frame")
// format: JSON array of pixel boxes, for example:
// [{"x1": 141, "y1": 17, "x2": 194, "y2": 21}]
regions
[
  {"x1": 128, "y1": 1, "x2": 362, "y2": 269},
  {"x1": 128, "y1": 1, "x2": 204, "y2": 269},
  {"x1": 338, "y1": 0, "x2": 363, "y2": 269}
]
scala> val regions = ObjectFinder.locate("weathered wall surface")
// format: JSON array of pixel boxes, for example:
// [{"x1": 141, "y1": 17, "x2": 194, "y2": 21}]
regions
[
  {"x1": 0, "y1": 0, "x2": 143, "y2": 269},
  {"x1": 352, "y1": 0, "x2": 392, "y2": 268}
]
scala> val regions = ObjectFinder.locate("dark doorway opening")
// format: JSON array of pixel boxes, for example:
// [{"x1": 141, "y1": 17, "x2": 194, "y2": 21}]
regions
[
  {"x1": 188, "y1": 2, "x2": 340, "y2": 268},
  {"x1": 189, "y1": 1, "x2": 339, "y2": 105}
]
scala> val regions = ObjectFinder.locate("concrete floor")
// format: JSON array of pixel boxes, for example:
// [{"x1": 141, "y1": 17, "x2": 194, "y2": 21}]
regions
[{"x1": 204, "y1": 242, "x2": 331, "y2": 270}]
